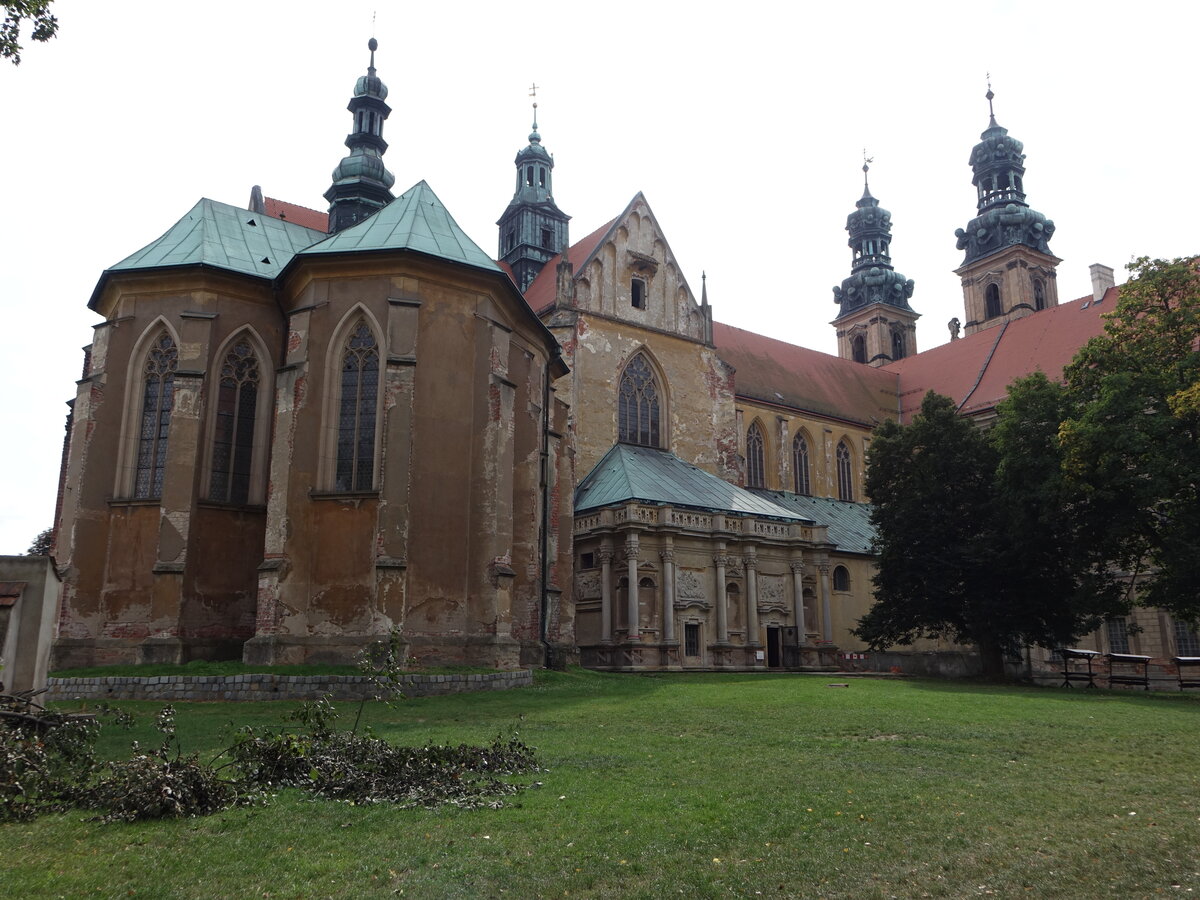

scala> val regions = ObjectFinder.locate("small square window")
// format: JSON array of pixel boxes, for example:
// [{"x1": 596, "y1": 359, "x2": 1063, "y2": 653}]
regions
[
  {"x1": 580, "y1": 552, "x2": 595, "y2": 569},
  {"x1": 631, "y1": 278, "x2": 646, "y2": 309}
]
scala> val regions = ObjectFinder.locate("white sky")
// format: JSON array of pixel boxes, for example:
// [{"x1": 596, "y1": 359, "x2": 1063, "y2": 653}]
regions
[{"x1": 1, "y1": 0, "x2": 1197, "y2": 554}]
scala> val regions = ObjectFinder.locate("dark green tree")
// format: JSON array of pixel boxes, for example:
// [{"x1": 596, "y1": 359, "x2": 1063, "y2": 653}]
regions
[
  {"x1": 2, "y1": 1, "x2": 56, "y2": 65},
  {"x1": 1061, "y1": 257, "x2": 1200, "y2": 620},
  {"x1": 26, "y1": 527, "x2": 53, "y2": 556},
  {"x1": 854, "y1": 392, "x2": 1007, "y2": 673},
  {"x1": 988, "y1": 373, "x2": 1126, "y2": 645}
]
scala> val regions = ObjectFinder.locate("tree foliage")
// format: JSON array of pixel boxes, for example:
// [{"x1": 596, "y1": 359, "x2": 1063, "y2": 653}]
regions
[
  {"x1": 855, "y1": 392, "x2": 1005, "y2": 669},
  {"x1": 1060, "y1": 256, "x2": 1200, "y2": 620},
  {"x1": 25, "y1": 527, "x2": 52, "y2": 556},
  {"x1": 1, "y1": 0, "x2": 56, "y2": 65},
  {"x1": 856, "y1": 385, "x2": 1128, "y2": 675}
]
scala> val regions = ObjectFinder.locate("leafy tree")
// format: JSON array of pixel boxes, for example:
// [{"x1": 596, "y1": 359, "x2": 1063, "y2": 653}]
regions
[
  {"x1": 988, "y1": 373, "x2": 1126, "y2": 645},
  {"x1": 854, "y1": 392, "x2": 1007, "y2": 673},
  {"x1": 856, "y1": 385, "x2": 1128, "y2": 676},
  {"x1": 2, "y1": 1, "x2": 56, "y2": 65},
  {"x1": 1060, "y1": 256, "x2": 1200, "y2": 620},
  {"x1": 26, "y1": 527, "x2": 52, "y2": 556}
]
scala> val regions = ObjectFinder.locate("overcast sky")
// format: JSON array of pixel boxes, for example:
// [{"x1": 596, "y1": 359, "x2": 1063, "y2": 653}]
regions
[{"x1": 1, "y1": 0, "x2": 1197, "y2": 554}]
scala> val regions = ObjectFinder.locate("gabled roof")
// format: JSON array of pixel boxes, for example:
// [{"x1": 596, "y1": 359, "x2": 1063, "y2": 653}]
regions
[
  {"x1": 299, "y1": 180, "x2": 500, "y2": 273},
  {"x1": 885, "y1": 289, "x2": 1115, "y2": 421},
  {"x1": 90, "y1": 198, "x2": 325, "y2": 307},
  {"x1": 713, "y1": 322, "x2": 899, "y2": 426},
  {"x1": 523, "y1": 216, "x2": 618, "y2": 313},
  {"x1": 264, "y1": 197, "x2": 329, "y2": 233},
  {"x1": 575, "y1": 443, "x2": 811, "y2": 521},
  {"x1": 748, "y1": 491, "x2": 875, "y2": 554}
]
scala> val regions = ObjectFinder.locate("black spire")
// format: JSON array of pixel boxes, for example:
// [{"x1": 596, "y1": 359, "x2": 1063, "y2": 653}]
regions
[
  {"x1": 832, "y1": 159, "x2": 915, "y2": 317},
  {"x1": 497, "y1": 85, "x2": 570, "y2": 293},
  {"x1": 324, "y1": 38, "x2": 396, "y2": 234},
  {"x1": 954, "y1": 84, "x2": 1055, "y2": 265}
]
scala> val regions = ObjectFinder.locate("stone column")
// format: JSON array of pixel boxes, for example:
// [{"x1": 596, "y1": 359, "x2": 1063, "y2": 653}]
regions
[
  {"x1": 625, "y1": 532, "x2": 640, "y2": 640},
  {"x1": 714, "y1": 550, "x2": 729, "y2": 643},
  {"x1": 818, "y1": 561, "x2": 833, "y2": 643},
  {"x1": 599, "y1": 544, "x2": 614, "y2": 643},
  {"x1": 660, "y1": 540, "x2": 676, "y2": 644},
  {"x1": 790, "y1": 559, "x2": 807, "y2": 638},
  {"x1": 744, "y1": 548, "x2": 760, "y2": 647}
]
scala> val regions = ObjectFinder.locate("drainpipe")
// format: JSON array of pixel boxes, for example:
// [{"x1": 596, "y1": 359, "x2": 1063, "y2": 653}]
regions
[{"x1": 539, "y1": 348, "x2": 562, "y2": 668}]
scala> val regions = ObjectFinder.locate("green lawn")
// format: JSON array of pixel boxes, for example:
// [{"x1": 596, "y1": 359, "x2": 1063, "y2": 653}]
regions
[{"x1": 4, "y1": 670, "x2": 1200, "y2": 899}]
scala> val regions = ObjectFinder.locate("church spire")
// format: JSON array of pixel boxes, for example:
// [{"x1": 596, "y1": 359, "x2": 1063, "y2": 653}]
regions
[
  {"x1": 497, "y1": 85, "x2": 570, "y2": 293},
  {"x1": 953, "y1": 83, "x2": 1061, "y2": 336},
  {"x1": 832, "y1": 159, "x2": 919, "y2": 366},
  {"x1": 324, "y1": 38, "x2": 396, "y2": 234}
]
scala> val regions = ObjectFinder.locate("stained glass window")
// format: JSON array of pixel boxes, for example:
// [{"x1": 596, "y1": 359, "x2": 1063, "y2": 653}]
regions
[
  {"x1": 134, "y1": 331, "x2": 178, "y2": 499},
  {"x1": 836, "y1": 440, "x2": 854, "y2": 502},
  {"x1": 792, "y1": 433, "x2": 811, "y2": 496},
  {"x1": 209, "y1": 340, "x2": 259, "y2": 504},
  {"x1": 618, "y1": 354, "x2": 660, "y2": 447},
  {"x1": 335, "y1": 320, "x2": 380, "y2": 492},
  {"x1": 746, "y1": 422, "x2": 765, "y2": 489}
]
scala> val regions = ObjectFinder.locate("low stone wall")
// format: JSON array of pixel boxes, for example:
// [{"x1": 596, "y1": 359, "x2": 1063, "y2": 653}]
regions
[{"x1": 45, "y1": 670, "x2": 533, "y2": 702}]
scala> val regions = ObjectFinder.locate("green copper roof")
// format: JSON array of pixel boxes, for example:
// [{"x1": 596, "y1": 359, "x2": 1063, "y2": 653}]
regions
[
  {"x1": 301, "y1": 180, "x2": 500, "y2": 273},
  {"x1": 748, "y1": 490, "x2": 877, "y2": 554},
  {"x1": 575, "y1": 444, "x2": 811, "y2": 521},
  {"x1": 107, "y1": 198, "x2": 325, "y2": 281}
]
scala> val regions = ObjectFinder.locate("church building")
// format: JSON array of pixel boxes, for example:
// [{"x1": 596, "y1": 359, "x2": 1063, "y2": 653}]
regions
[{"x1": 50, "y1": 43, "x2": 1198, "y2": 674}]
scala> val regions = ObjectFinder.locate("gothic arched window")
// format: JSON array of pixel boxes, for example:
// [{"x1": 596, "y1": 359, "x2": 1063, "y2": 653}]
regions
[
  {"x1": 833, "y1": 565, "x2": 851, "y2": 592},
  {"x1": 336, "y1": 319, "x2": 380, "y2": 492},
  {"x1": 891, "y1": 329, "x2": 906, "y2": 361},
  {"x1": 985, "y1": 283, "x2": 1002, "y2": 319},
  {"x1": 618, "y1": 353, "x2": 661, "y2": 447},
  {"x1": 746, "y1": 422, "x2": 765, "y2": 489},
  {"x1": 792, "y1": 433, "x2": 811, "y2": 496},
  {"x1": 851, "y1": 334, "x2": 866, "y2": 364},
  {"x1": 836, "y1": 440, "x2": 854, "y2": 502},
  {"x1": 134, "y1": 331, "x2": 178, "y2": 499},
  {"x1": 209, "y1": 339, "x2": 259, "y2": 505}
]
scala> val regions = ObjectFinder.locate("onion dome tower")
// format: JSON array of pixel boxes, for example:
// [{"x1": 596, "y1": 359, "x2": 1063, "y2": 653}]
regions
[
  {"x1": 831, "y1": 161, "x2": 919, "y2": 366},
  {"x1": 953, "y1": 85, "x2": 1060, "y2": 335},
  {"x1": 324, "y1": 39, "x2": 396, "y2": 234},
  {"x1": 497, "y1": 93, "x2": 570, "y2": 293}
]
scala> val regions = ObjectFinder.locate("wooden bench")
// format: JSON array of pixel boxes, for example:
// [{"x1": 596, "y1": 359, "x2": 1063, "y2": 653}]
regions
[
  {"x1": 1057, "y1": 648, "x2": 1101, "y2": 688},
  {"x1": 1174, "y1": 657, "x2": 1200, "y2": 691},
  {"x1": 1106, "y1": 653, "x2": 1152, "y2": 690}
]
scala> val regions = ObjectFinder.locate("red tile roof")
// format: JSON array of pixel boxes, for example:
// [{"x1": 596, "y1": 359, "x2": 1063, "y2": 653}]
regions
[
  {"x1": 523, "y1": 217, "x2": 619, "y2": 314},
  {"x1": 263, "y1": 197, "x2": 329, "y2": 233},
  {"x1": 712, "y1": 322, "x2": 900, "y2": 426},
  {"x1": 884, "y1": 288, "x2": 1116, "y2": 421}
]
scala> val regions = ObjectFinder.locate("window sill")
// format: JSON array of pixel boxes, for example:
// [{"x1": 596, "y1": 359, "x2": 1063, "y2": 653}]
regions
[
  {"x1": 309, "y1": 489, "x2": 380, "y2": 501},
  {"x1": 196, "y1": 500, "x2": 268, "y2": 513},
  {"x1": 108, "y1": 497, "x2": 161, "y2": 508}
]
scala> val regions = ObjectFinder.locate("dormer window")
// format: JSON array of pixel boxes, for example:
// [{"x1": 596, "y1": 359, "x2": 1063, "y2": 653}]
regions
[{"x1": 631, "y1": 278, "x2": 646, "y2": 310}]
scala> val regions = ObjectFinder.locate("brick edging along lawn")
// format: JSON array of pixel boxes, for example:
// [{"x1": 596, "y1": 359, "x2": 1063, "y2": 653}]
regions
[{"x1": 45, "y1": 669, "x2": 532, "y2": 701}]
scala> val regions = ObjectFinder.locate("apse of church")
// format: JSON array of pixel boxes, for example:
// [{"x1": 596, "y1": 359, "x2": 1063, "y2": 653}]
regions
[{"x1": 53, "y1": 43, "x2": 575, "y2": 670}]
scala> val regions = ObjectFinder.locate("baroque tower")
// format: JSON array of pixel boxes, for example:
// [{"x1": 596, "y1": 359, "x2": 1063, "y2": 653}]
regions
[
  {"x1": 324, "y1": 39, "x2": 396, "y2": 234},
  {"x1": 497, "y1": 95, "x2": 570, "y2": 293},
  {"x1": 832, "y1": 162, "x2": 918, "y2": 366},
  {"x1": 954, "y1": 86, "x2": 1060, "y2": 335}
]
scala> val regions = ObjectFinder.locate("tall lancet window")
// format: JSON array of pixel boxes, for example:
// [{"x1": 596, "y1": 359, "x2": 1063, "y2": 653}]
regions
[
  {"x1": 209, "y1": 340, "x2": 259, "y2": 505},
  {"x1": 836, "y1": 440, "x2": 854, "y2": 502},
  {"x1": 746, "y1": 422, "x2": 766, "y2": 489},
  {"x1": 618, "y1": 353, "x2": 661, "y2": 447},
  {"x1": 892, "y1": 329, "x2": 906, "y2": 361},
  {"x1": 336, "y1": 319, "x2": 380, "y2": 491},
  {"x1": 793, "y1": 433, "x2": 811, "y2": 496},
  {"x1": 134, "y1": 331, "x2": 178, "y2": 499}
]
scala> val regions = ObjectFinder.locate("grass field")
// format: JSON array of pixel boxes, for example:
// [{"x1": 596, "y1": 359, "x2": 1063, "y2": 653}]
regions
[{"x1": 4, "y1": 670, "x2": 1200, "y2": 899}]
